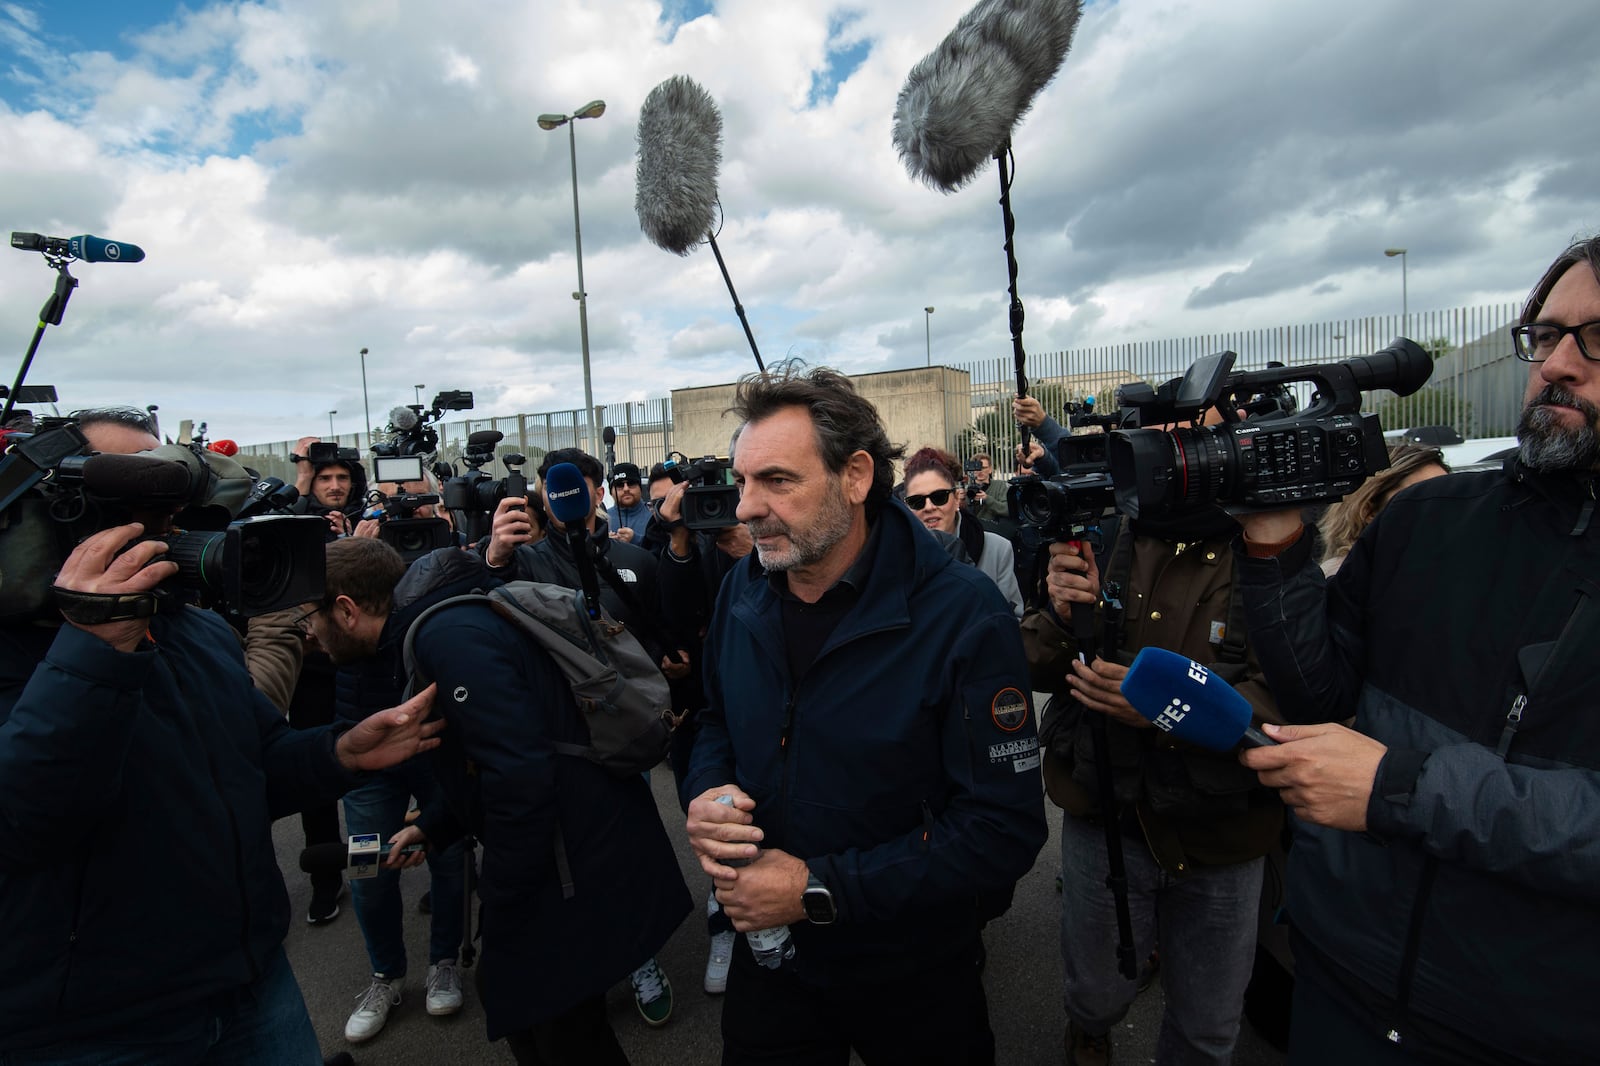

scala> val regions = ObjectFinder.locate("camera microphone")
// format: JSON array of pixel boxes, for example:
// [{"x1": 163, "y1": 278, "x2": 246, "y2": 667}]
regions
[
  {"x1": 892, "y1": 0, "x2": 1082, "y2": 192},
  {"x1": 544, "y1": 461, "x2": 603, "y2": 620},
  {"x1": 79, "y1": 452, "x2": 194, "y2": 504},
  {"x1": 390, "y1": 406, "x2": 419, "y2": 432},
  {"x1": 1121, "y1": 646, "x2": 1276, "y2": 751},
  {"x1": 10, "y1": 231, "x2": 147, "y2": 263}
]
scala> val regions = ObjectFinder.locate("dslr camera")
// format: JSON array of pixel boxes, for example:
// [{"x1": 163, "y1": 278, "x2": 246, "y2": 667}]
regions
[
  {"x1": 438, "y1": 430, "x2": 532, "y2": 546},
  {"x1": 1006, "y1": 398, "x2": 1120, "y2": 542},
  {"x1": 659, "y1": 452, "x2": 738, "y2": 532},
  {"x1": 1107, "y1": 338, "x2": 1433, "y2": 520},
  {"x1": 363, "y1": 455, "x2": 455, "y2": 564}
]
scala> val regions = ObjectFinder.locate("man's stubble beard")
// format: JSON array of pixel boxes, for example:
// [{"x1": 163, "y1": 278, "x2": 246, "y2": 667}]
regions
[{"x1": 747, "y1": 476, "x2": 854, "y2": 572}]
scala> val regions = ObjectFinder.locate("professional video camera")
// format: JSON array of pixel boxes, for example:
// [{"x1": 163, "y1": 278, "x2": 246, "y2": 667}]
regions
[
  {"x1": 659, "y1": 451, "x2": 738, "y2": 532},
  {"x1": 1107, "y1": 339, "x2": 1432, "y2": 520},
  {"x1": 1006, "y1": 398, "x2": 1120, "y2": 542},
  {"x1": 370, "y1": 389, "x2": 474, "y2": 461},
  {"x1": 362, "y1": 454, "x2": 455, "y2": 563},
  {"x1": 0, "y1": 419, "x2": 324, "y2": 622},
  {"x1": 437, "y1": 429, "x2": 531, "y2": 545}
]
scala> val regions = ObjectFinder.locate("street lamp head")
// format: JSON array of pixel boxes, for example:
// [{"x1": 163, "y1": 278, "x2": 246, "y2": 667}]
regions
[
  {"x1": 1384, "y1": 248, "x2": 1407, "y2": 257},
  {"x1": 574, "y1": 100, "x2": 606, "y2": 120},
  {"x1": 359, "y1": 346, "x2": 369, "y2": 355},
  {"x1": 925, "y1": 306, "x2": 935, "y2": 314},
  {"x1": 537, "y1": 113, "x2": 568, "y2": 131}
]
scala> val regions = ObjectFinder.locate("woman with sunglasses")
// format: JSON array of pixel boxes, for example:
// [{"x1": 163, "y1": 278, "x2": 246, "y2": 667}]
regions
[{"x1": 903, "y1": 446, "x2": 1024, "y2": 617}]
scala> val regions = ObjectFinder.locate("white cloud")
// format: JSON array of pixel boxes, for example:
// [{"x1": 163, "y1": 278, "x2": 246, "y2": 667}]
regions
[{"x1": 0, "y1": 0, "x2": 1595, "y2": 447}]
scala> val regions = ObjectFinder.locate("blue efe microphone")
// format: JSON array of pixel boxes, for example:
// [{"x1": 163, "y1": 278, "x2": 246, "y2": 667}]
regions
[
  {"x1": 1122, "y1": 646, "x2": 1277, "y2": 750},
  {"x1": 544, "y1": 461, "x2": 602, "y2": 620}
]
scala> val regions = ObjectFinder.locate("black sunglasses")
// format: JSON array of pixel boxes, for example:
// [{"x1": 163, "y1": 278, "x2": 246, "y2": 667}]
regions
[{"x1": 904, "y1": 488, "x2": 956, "y2": 510}]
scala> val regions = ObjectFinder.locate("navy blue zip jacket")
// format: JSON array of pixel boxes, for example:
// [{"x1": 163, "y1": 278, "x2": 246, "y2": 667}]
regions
[
  {"x1": 685, "y1": 499, "x2": 1047, "y2": 977},
  {"x1": 0, "y1": 609, "x2": 358, "y2": 1053},
  {"x1": 1236, "y1": 460, "x2": 1600, "y2": 1065}
]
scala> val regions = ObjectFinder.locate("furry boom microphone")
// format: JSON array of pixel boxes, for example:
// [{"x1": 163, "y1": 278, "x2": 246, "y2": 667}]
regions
[
  {"x1": 893, "y1": 0, "x2": 1081, "y2": 451},
  {"x1": 634, "y1": 75, "x2": 765, "y2": 371},
  {"x1": 892, "y1": 0, "x2": 1081, "y2": 192}
]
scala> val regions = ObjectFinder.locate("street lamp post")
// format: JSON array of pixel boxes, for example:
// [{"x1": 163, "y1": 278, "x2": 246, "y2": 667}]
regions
[
  {"x1": 414, "y1": 384, "x2": 426, "y2": 406},
  {"x1": 539, "y1": 99, "x2": 606, "y2": 452},
  {"x1": 1384, "y1": 248, "x2": 1408, "y2": 335},
  {"x1": 327, "y1": 409, "x2": 337, "y2": 439},
  {"x1": 924, "y1": 306, "x2": 935, "y2": 366},
  {"x1": 359, "y1": 347, "x2": 371, "y2": 444}
]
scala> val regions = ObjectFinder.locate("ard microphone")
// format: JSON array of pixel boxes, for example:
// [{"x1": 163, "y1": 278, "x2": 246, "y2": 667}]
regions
[
  {"x1": 297, "y1": 840, "x2": 426, "y2": 876},
  {"x1": 892, "y1": 0, "x2": 1082, "y2": 192},
  {"x1": 1121, "y1": 647, "x2": 1276, "y2": 751},
  {"x1": 635, "y1": 74, "x2": 722, "y2": 256},
  {"x1": 545, "y1": 461, "x2": 602, "y2": 620},
  {"x1": 10, "y1": 231, "x2": 146, "y2": 263}
]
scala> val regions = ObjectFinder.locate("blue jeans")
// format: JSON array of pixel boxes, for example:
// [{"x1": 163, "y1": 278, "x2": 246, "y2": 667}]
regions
[
  {"x1": 1059, "y1": 812, "x2": 1263, "y2": 1066},
  {"x1": 343, "y1": 761, "x2": 466, "y2": 978},
  {"x1": 0, "y1": 947, "x2": 320, "y2": 1065}
]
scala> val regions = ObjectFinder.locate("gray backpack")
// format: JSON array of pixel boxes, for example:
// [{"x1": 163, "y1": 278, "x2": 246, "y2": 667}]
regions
[{"x1": 402, "y1": 581, "x2": 674, "y2": 777}]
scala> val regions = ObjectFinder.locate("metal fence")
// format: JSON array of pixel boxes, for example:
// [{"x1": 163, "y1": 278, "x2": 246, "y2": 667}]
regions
[{"x1": 239, "y1": 303, "x2": 1524, "y2": 483}]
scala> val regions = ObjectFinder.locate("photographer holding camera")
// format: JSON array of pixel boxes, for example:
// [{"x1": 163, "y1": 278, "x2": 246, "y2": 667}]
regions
[
  {"x1": 1022, "y1": 399, "x2": 1286, "y2": 1066},
  {"x1": 1230, "y1": 239, "x2": 1600, "y2": 1065},
  {"x1": 291, "y1": 435, "x2": 368, "y2": 536},
  {"x1": 0, "y1": 408, "x2": 443, "y2": 1064}
]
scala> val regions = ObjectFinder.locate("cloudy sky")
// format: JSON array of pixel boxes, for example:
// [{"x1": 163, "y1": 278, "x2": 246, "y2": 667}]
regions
[{"x1": 2, "y1": 0, "x2": 1597, "y2": 446}]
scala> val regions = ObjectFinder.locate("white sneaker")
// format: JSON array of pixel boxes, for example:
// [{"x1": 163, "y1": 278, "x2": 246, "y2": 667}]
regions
[
  {"x1": 704, "y1": 930, "x2": 736, "y2": 994},
  {"x1": 344, "y1": 974, "x2": 402, "y2": 1043},
  {"x1": 425, "y1": 959, "x2": 464, "y2": 1016}
]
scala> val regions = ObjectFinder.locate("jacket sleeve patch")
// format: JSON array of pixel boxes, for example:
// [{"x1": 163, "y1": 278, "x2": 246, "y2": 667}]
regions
[{"x1": 991, "y1": 687, "x2": 1030, "y2": 732}]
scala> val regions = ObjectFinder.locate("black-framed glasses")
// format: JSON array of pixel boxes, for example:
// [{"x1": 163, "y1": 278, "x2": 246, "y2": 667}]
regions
[
  {"x1": 292, "y1": 604, "x2": 327, "y2": 632},
  {"x1": 905, "y1": 488, "x2": 956, "y2": 510},
  {"x1": 1511, "y1": 321, "x2": 1600, "y2": 362}
]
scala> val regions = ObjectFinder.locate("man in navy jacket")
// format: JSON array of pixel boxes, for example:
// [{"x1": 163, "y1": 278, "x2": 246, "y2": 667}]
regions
[
  {"x1": 685, "y1": 363, "x2": 1047, "y2": 1065},
  {"x1": 0, "y1": 411, "x2": 441, "y2": 1064}
]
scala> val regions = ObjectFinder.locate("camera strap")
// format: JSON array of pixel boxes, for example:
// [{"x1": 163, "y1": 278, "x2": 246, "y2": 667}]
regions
[{"x1": 53, "y1": 586, "x2": 165, "y2": 625}]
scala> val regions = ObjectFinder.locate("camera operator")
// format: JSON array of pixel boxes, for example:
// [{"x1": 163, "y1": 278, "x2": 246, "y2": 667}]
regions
[
  {"x1": 0, "y1": 409, "x2": 443, "y2": 1064},
  {"x1": 1229, "y1": 238, "x2": 1600, "y2": 1065},
  {"x1": 606, "y1": 462, "x2": 651, "y2": 543},
  {"x1": 1020, "y1": 400, "x2": 1286, "y2": 1063},
  {"x1": 291, "y1": 434, "x2": 368, "y2": 536},
  {"x1": 306, "y1": 538, "x2": 690, "y2": 1062},
  {"x1": 963, "y1": 450, "x2": 1010, "y2": 527}
]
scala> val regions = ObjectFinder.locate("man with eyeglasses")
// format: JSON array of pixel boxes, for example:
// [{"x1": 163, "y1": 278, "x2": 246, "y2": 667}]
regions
[{"x1": 1231, "y1": 236, "x2": 1600, "y2": 1064}]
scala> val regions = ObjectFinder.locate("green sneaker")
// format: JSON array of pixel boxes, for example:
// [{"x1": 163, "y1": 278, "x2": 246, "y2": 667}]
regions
[{"x1": 629, "y1": 957, "x2": 673, "y2": 1027}]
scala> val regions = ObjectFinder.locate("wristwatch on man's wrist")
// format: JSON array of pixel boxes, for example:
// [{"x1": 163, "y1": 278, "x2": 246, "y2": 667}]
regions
[{"x1": 802, "y1": 871, "x2": 836, "y2": 925}]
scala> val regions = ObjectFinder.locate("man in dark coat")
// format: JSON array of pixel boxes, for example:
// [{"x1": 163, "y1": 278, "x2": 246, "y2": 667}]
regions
[
  {"x1": 1233, "y1": 237, "x2": 1600, "y2": 1064},
  {"x1": 0, "y1": 410, "x2": 441, "y2": 1064},
  {"x1": 685, "y1": 364, "x2": 1047, "y2": 1065},
  {"x1": 307, "y1": 539, "x2": 691, "y2": 1063}
]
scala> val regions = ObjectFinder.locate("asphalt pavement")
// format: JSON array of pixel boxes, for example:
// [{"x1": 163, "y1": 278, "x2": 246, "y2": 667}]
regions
[{"x1": 277, "y1": 765, "x2": 1290, "y2": 1066}]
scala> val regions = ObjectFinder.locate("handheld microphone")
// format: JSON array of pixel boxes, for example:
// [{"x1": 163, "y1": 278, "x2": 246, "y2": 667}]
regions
[
  {"x1": 10, "y1": 231, "x2": 146, "y2": 263},
  {"x1": 892, "y1": 0, "x2": 1082, "y2": 192},
  {"x1": 1121, "y1": 646, "x2": 1277, "y2": 751},
  {"x1": 298, "y1": 839, "x2": 426, "y2": 878},
  {"x1": 635, "y1": 74, "x2": 722, "y2": 256},
  {"x1": 207, "y1": 439, "x2": 239, "y2": 457},
  {"x1": 544, "y1": 461, "x2": 603, "y2": 620}
]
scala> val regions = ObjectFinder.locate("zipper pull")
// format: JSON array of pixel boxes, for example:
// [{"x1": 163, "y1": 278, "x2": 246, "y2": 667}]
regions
[
  {"x1": 780, "y1": 694, "x2": 796, "y2": 750},
  {"x1": 1495, "y1": 694, "x2": 1526, "y2": 758}
]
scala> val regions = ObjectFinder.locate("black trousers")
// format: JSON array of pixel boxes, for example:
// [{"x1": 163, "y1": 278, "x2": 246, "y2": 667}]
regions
[
  {"x1": 287, "y1": 660, "x2": 341, "y2": 889},
  {"x1": 720, "y1": 938, "x2": 994, "y2": 1066},
  {"x1": 501, "y1": 994, "x2": 628, "y2": 1066}
]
